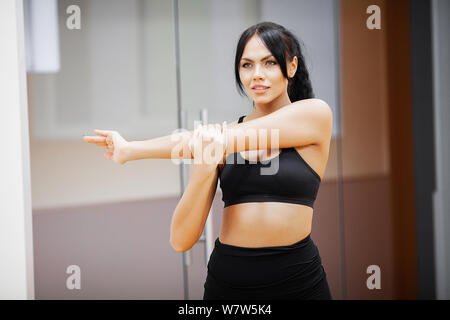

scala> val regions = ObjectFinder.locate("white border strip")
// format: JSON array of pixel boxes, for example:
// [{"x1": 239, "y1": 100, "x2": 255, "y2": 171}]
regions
[{"x1": 0, "y1": 0, "x2": 35, "y2": 299}]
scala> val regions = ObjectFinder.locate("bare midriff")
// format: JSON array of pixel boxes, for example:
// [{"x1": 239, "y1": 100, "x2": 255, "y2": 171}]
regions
[{"x1": 219, "y1": 202, "x2": 313, "y2": 248}]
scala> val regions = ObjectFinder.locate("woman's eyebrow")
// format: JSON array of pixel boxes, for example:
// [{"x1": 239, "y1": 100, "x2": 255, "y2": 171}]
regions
[{"x1": 241, "y1": 54, "x2": 273, "y2": 62}]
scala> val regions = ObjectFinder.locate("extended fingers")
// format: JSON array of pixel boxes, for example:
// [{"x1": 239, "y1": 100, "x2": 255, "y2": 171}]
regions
[
  {"x1": 83, "y1": 136, "x2": 107, "y2": 148},
  {"x1": 83, "y1": 129, "x2": 116, "y2": 148},
  {"x1": 94, "y1": 129, "x2": 115, "y2": 137},
  {"x1": 83, "y1": 135, "x2": 111, "y2": 149},
  {"x1": 83, "y1": 135, "x2": 104, "y2": 142}
]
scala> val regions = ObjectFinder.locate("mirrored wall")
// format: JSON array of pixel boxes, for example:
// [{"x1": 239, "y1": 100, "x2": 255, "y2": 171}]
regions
[{"x1": 28, "y1": 0, "x2": 418, "y2": 300}]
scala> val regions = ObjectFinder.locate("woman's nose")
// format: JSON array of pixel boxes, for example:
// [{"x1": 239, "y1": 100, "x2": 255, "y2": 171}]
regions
[{"x1": 252, "y1": 64, "x2": 264, "y2": 79}]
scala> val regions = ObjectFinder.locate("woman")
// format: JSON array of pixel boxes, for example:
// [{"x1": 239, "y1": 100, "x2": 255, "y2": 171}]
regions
[{"x1": 83, "y1": 21, "x2": 333, "y2": 300}]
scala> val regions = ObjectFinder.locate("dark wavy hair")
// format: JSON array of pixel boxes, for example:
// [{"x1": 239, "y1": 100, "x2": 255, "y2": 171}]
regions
[{"x1": 234, "y1": 21, "x2": 314, "y2": 103}]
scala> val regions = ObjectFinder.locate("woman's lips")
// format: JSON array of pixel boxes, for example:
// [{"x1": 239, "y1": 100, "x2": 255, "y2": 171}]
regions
[{"x1": 252, "y1": 87, "x2": 270, "y2": 93}]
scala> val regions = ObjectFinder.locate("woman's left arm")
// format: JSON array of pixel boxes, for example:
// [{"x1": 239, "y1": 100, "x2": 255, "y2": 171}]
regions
[{"x1": 224, "y1": 98, "x2": 332, "y2": 154}]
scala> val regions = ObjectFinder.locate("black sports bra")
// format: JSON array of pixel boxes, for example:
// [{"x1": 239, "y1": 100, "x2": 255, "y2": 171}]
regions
[{"x1": 219, "y1": 115, "x2": 322, "y2": 209}]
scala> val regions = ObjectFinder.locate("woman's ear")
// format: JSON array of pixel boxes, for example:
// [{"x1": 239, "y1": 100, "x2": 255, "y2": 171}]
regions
[{"x1": 288, "y1": 56, "x2": 298, "y2": 78}]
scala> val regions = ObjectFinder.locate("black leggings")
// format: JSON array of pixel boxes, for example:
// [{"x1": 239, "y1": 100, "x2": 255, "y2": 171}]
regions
[{"x1": 203, "y1": 234, "x2": 332, "y2": 300}]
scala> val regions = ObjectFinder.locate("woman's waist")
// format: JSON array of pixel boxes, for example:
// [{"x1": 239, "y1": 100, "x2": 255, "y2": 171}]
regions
[
  {"x1": 214, "y1": 231, "x2": 318, "y2": 259},
  {"x1": 219, "y1": 204, "x2": 313, "y2": 247}
]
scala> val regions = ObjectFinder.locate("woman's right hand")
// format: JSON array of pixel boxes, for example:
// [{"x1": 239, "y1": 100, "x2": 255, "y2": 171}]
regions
[
  {"x1": 82, "y1": 129, "x2": 130, "y2": 165},
  {"x1": 189, "y1": 122, "x2": 227, "y2": 181}
]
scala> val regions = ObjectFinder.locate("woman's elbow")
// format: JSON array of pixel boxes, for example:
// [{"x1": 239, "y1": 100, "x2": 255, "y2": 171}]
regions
[
  {"x1": 171, "y1": 244, "x2": 188, "y2": 253},
  {"x1": 170, "y1": 235, "x2": 194, "y2": 252},
  {"x1": 171, "y1": 242, "x2": 188, "y2": 252}
]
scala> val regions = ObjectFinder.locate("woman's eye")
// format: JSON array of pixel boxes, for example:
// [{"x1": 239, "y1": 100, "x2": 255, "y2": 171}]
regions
[{"x1": 242, "y1": 61, "x2": 276, "y2": 68}]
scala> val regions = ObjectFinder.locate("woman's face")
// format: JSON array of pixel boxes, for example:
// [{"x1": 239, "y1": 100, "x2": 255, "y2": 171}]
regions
[{"x1": 239, "y1": 34, "x2": 296, "y2": 105}]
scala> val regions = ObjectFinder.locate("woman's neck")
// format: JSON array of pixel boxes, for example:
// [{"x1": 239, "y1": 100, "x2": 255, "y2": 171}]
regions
[{"x1": 248, "y1": 92, "x2": 292, "y2": 120}]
